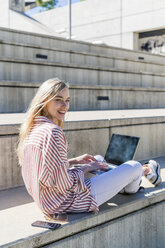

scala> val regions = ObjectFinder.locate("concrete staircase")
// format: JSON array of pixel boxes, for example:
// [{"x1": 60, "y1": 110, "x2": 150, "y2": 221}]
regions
[
  {"x1": 0, "y1": 26, "x2": 165, "y2": 190},
  {"x1": 1, "y1": 27, "x2": 165, "y2": 112},
  {"x1": 1, "y1": 27, "x2": 165, "y2": 248},
  {"x1": 0, "y1": 27, "x2": 165, "y2": 190}
]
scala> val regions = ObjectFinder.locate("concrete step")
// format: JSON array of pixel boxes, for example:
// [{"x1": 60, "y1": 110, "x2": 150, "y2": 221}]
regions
[
  {"x1": 1, "y1": 27, "x2": 165, "y2": 65},
  {"x1": 0, "y1": 156, "x2": 165, "y2": 248},
  {"x1": 1, "y1": 81, "x2": 165, "y2": 112},
  {"x1": 0, "y1": 57, "x2": 165, "y2": 87},
  {"x1": 0, "y1": 109, "x2": 165, "y2": 190},
  {"x1": 1, "y1": 40, "x2": 165, "y2": 74}
]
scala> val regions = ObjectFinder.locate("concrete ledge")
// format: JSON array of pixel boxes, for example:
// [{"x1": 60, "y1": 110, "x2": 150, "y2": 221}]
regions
[
  {"x1": 1, "y1": 57, "x2": 165, "y2": 92},
  {"x1": 1, "y1": 40, "x2": 165, "y2": 74},
  {"x1": 1, "y1": 27, "x2": 165, "y2": 65},
  {"x1": 1, "y1": 109, "x2": 165, "y2": 190},
  {"x1": 1, "y1": 56, "x2": 165, "y2": 77},
  {"x1": 1, "y1": 81, "x2": 165, "y2": 112},
  {"x1": 2, "y1": 81, "x2": 165, "y2": 91},
  {"x1": 0, "y1": 157, "x2": 165, "y2": 248}
]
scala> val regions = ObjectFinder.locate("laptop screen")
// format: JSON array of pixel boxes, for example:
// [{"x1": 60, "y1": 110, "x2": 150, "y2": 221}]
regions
[{"x1": 104, "y1": 134, "x2": 140, "y2": 165}]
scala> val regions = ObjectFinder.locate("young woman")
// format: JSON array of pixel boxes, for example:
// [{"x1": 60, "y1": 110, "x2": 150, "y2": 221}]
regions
[{"x1": 17, "y1": 78, "x2": 161, "y2": 216}]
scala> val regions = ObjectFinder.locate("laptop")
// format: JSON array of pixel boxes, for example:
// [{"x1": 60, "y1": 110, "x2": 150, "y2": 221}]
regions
[{"x1": 94, "y1": 133, "x2": 140, "y2": 174}]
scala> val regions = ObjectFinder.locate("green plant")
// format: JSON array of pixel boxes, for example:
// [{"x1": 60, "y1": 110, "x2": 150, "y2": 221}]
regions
[{"x1": 36, "y1": 0, "x2": 58, "y2": 10}]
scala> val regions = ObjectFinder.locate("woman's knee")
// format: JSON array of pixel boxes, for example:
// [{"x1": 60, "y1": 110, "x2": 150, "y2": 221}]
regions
[
  {"x1": 123, "y1": 160, "x2": 142, "y2": 176},
  {"x1": 125, "y1": 160, "x2": 141, "y2": 167}
]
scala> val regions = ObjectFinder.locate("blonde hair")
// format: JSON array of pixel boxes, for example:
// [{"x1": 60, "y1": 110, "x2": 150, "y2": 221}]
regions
[{"x1": 17, "y1": 78, "x2": 69, "y2": 161}]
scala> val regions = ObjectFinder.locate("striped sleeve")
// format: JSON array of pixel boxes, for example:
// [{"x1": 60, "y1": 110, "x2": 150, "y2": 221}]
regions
[{"x1": 39, "y1": 127, "x2": 88, "y2": 195}]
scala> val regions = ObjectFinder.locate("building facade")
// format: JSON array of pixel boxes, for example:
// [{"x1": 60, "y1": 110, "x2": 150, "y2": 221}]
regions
[{"x1": 33, "y1": 0, "x2": 165, "y2": 54}]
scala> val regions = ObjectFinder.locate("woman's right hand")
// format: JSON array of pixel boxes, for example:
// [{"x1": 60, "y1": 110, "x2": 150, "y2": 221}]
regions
[
  {"x1": 69, "y1": 153, "x2": 97, "y2": 166},
  {"x1": 80, "y1": 161, "x2": 108, "y2": 174}
]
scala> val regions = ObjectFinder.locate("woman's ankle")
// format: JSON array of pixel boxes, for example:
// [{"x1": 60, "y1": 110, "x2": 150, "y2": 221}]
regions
[{"x1": 142, "y1": 164, "x2": 151, "y2": 176}]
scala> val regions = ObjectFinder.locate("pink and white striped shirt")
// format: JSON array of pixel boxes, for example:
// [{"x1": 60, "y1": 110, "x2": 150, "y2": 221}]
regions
[{"x1": 21, "y1": 116, "x2": 98, "y2": 215}]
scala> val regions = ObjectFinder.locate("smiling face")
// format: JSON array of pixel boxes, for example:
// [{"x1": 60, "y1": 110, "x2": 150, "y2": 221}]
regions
[{"x1": 45, "y1": 87, "x2": 70, "y2": 124}]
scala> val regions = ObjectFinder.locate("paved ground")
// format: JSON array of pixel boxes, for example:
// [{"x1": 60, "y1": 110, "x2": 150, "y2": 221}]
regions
[
  {"x1": 0, "y1": 156, "x2": 165, "y2": 247},
  {"x1": 0, "y1": 108, "x2": 165, "y2": 125},
  {"x1": 0, "y1": 108, "x2": 165, "y2": 247}
]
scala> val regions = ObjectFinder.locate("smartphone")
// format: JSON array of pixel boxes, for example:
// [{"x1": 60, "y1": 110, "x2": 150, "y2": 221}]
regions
[{"x1": 31, "y1": 220, "x2": 61, "y2": 230}]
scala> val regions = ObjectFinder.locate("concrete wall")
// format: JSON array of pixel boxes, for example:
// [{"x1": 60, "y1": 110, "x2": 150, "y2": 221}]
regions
[
  {"x1": 66, "y1": 116, "x2": 165, "y2": 162},
  {"x1": 2, "y1": 41, "x2": 165, "y2": 74},
  {"x1": 1, "y1": 181, "x2": 165, "y2": 247},
  {"x1": 45, "y1": 202, "x2": 165, "y2": 248},
  {"x1": 1, "y1": 27, "x2": 165, "y2": 64},
  {"x1": 1, "y1": 83, "x2": 165, "y2": 113},
  {"x1": 1, "y1": 115, "x2": 165, "y2": 190},
  {"x1": 33, "y1": 0, "x2": 165, "y2": 50},
  {"x1": 9, "y1": 0, "x2": 24, "y2": 12},
  {"x1": 1, "y1": 59, "x2": 165, "y2": 86},
  {"x1": 1, "y1": 28, "x2": 165, "y2": 113}
]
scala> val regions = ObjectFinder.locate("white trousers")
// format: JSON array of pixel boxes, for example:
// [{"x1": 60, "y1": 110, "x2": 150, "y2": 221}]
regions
[{"x1": 90, "y1": 160, "x2": 143, "y2": 206}]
